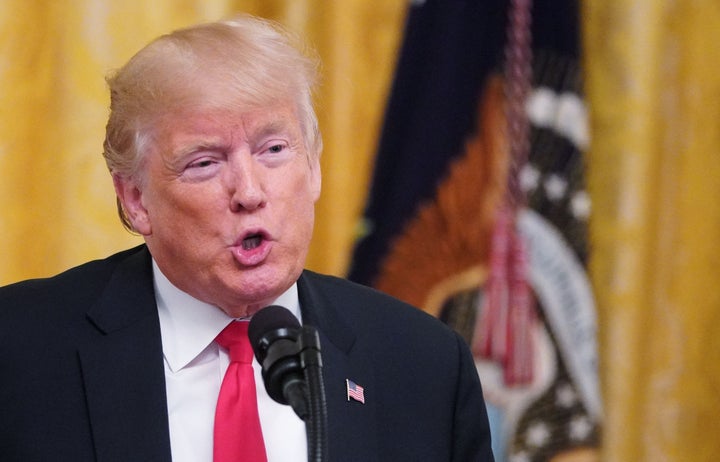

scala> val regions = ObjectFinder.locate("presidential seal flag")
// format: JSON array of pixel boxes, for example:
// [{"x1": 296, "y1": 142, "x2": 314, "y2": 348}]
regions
[{"x1": 348, "y1": 0, "x2": 601, "y2": 460}]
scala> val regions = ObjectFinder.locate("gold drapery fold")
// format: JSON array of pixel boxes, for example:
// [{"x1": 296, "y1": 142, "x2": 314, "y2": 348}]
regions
[
  {"x1": 0, "y1": 0, "x2": 405, "y2": 284},
  {"x1": 583, "y1": 1, "x2": 720, "y2": 460}
]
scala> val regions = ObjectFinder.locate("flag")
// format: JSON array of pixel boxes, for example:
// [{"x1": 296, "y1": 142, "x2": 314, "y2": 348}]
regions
[
  {"x1": 348, "y1": 0, "x2": 600, "y2": 460},
  {"x1": 346, "y1": 379, "x2": 365, "y2": 404}
]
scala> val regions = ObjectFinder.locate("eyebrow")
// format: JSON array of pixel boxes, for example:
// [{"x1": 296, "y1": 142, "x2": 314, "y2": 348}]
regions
[
  {"x1": 172, "y1": 139, "x2": 227, "y2": 158},
  {"x1": 252, "y1": 119, "x2": 294, "y2": 140}
]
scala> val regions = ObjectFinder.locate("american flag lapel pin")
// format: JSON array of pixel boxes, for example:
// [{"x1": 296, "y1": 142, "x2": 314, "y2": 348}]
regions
[{"x1": 346, "y1": 379, "x2": 365, "y2": 404}]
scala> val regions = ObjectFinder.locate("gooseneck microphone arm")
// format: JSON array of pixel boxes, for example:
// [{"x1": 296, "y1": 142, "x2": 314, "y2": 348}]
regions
[
  {"x1": 248, "y1": 306, "x2": 328, "y2": 462},
  {"x1": 297, "y1": 325, "x2": 327, "y2": 462}
]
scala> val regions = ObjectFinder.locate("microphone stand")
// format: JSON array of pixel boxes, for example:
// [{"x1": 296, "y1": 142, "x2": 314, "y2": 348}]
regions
[
  {"x1": 297, "y1": 326, "x2": 328, "y2": 462},
  {"x1": 250, "y1": 306, "x2": 328, "y2": 461}
]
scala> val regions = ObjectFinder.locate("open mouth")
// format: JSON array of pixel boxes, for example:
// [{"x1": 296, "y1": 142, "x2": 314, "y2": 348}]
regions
[
  {"x1": 241, "y1": 233, "x2": 264, "y2": 250},
  {"x1": 232, "y1": 230, "x2": 272, "y2": 266}
]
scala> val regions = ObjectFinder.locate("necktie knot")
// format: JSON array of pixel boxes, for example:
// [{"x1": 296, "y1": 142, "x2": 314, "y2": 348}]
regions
[{"x1": 216, "y1": 321, "x2": 253, "y2": 364}]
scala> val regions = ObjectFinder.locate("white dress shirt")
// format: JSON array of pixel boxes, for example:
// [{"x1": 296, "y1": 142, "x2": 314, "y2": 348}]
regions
[{"x1": 153, "y1": 261, "x2": 307, "y2": 462}]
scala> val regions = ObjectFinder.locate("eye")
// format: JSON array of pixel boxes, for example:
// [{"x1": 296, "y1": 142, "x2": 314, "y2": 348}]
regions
[
  {"x1": 266, "y1": 143, "x2": 286, "y2": 154},
  {"x1": 187, "y1": 158, "x2": 217, "y2": 169},
  {"x1": 255, "y1": 139, "x2": 293, "y2": 167},
  {"x1": 182, "y1": 155, "x2": 222, "y2": 182}
]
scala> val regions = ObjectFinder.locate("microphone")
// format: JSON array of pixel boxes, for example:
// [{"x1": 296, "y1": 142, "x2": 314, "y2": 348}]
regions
[
  {"x1": 248, "y1": 305, "x2": 328, "y2": 461},
  {"x1": 248, "y1": 305, "x2": 308, "y2": 419}
]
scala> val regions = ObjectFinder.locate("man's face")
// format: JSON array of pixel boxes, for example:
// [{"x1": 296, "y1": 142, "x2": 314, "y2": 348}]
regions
[{"x1": 115, "y1": 101, "x2": 321, "y2": 317}]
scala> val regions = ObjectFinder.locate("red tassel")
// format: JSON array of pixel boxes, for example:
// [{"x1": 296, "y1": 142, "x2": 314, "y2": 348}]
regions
[{"x1": 474, "y1": 205, "x2": 535, "y2": 386}]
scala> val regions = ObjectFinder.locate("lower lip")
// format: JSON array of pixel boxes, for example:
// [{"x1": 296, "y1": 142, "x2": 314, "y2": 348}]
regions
[{"x1": 230, "y1": 239, "x2": 272, "y2": 267}]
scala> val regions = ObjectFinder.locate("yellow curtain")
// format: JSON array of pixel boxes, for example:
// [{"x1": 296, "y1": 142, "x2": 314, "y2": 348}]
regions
[
  {"x1": 0, "y1": 0, "x2": 406, "y2": 284},
  {"x1": 6, "y1": 1, "x2": 719, "y2": 460},
  {"x1": 583, "y1": 1, "x2": 720, "y2": 460}
]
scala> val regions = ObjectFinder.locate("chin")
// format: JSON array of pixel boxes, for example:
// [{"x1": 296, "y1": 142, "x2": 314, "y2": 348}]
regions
[{"x1": 224, "y1": 276, "x2": 286, "y2": 304}]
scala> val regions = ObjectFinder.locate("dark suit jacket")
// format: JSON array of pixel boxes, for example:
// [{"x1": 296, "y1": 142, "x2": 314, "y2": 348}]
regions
[{"x1": 0, "y1": 246, "x2": 493, "y2": 461}]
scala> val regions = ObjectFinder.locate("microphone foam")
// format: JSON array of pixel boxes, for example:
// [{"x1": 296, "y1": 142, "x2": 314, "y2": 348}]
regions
[{"x1": 248, "y1": 305, "x2": 300, "y2": 361}]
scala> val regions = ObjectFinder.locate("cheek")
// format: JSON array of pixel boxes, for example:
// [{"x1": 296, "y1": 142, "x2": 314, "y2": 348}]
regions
[
  {"x1": 308, "y1": 159, "x2": 321, "y2": 201},
  {"x1": 277, "y1": 180, "x2": 316, "y2": 234},
  {"x1": 291, "y1": 177, "x2": 319, "y2": 213},
  {"x1": 146, "y1": 185, "x2": 222, "y2": 234}
]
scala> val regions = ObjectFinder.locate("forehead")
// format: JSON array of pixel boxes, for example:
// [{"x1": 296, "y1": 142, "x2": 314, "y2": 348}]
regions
[{"x1": 150, "y1": 101, "x2": 303, "y2": 148}]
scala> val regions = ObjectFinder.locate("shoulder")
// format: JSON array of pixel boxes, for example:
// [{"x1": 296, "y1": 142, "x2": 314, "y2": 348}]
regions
[
  {"x1": 0, "y1": 245, "x2": 148, "y2": 317},
  {"x1": 299, "y1": 269, "x2": 462, "y2": 350},
  {"x1": 300, "y1": 270, "x2": 439, "y2": 322}
]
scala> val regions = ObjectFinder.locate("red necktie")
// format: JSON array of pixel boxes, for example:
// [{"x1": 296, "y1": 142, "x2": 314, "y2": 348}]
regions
[{"x1": 214, "y1": 321, "x2": 268, "y2": 462}]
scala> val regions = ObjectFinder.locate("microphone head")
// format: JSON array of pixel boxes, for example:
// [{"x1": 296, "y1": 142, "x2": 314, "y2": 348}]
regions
[
  {"x1": 248, "y1": 305, "x2": 301, "y2": 363},
  {"x1": 249, "y1": 305, "x2": 304, "y2": 407}
]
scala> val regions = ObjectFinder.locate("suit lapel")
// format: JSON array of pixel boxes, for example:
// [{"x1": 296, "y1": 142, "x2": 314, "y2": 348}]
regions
[
  {"x1": 297, "y1": 272, "x2": 379, "y2": 460},
  {"x1": 78, "y1": 248, "x2": 172, "y2": 462}
]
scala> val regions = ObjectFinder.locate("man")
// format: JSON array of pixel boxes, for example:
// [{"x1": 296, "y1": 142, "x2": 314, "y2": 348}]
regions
[{"x1": 0, "y1": 15, "x2": 493, "y2": 462}]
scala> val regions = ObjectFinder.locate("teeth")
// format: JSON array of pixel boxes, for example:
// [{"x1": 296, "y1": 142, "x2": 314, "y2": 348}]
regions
[{"x1": 242, "y1": 235, "x2": 262, "y2": 250}]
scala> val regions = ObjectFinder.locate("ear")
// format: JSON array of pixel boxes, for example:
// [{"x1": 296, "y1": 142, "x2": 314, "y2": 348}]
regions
[{"x1": 112, "y1": 174, "x2": 152, "y2": 236}]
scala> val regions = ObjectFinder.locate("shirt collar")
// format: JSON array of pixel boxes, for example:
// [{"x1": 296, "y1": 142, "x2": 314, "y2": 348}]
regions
[{"x1": 153, "y1": 259, "x2": 302, "y2": 372}]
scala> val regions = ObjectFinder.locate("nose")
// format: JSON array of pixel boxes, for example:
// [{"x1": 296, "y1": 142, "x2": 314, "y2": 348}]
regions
[{"x1": 228, "y1": 156, "x2": 266, "y2": 212}]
